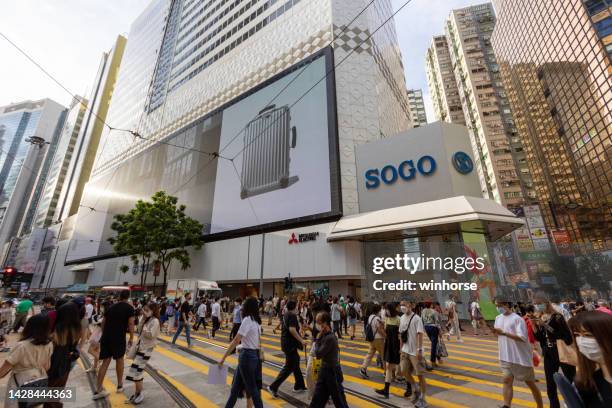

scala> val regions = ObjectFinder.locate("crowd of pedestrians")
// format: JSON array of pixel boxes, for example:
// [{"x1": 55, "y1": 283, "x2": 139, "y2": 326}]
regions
[{"x1": 0, "y1": 290, "x2": 610, "y2": 408}]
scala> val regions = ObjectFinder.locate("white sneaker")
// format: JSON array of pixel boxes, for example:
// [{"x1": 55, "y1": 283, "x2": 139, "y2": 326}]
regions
[
  {"x1": 117, "y1": 385, "x2": 124, "y2": 393},
  {"x1": 92, "y1": 390, "x2": 109, "y2": 400},
  {"x1": 133, "y1": 393, "x2": 144, "y2": 404}
]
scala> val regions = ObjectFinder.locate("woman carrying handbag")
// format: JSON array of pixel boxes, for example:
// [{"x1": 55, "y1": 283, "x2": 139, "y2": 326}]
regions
[
  {"x1": 0, "y1": 314, "x2": 53, "y2": 408},
  {"x1": 126, "y1": 302, "x2": 160, "y2": 405},
  {"x1": 219, "y1": 297, "x2": 264, "y2": 408}
]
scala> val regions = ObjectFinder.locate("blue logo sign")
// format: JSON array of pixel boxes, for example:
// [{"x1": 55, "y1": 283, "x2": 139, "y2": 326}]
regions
[
  {"x1": 452, "y1": 151, "x2": 474, "y2": 174},
  {"x1": 365, "y1": 156, "x2": 437, "y2": 189}
]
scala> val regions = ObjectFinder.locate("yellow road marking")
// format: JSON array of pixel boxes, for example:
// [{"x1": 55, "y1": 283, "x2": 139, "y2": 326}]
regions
[
  {"x1": 175, "y1": 330, "x2": 546, "y2": 407},
  {"x1": 187, "y1": 334, "x2": 468, "y2": 408},
  {"x1": 157, "y1": 369, "x2": 219, "y2": 407},
  {"x1": 157, "y1": 337, "x2": 285, "y2": 407}
]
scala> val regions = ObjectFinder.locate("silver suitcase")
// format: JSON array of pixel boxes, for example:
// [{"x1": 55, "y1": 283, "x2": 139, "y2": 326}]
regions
[{"x1": 240, "y1": 104, "x2": 298, "y2": 199}]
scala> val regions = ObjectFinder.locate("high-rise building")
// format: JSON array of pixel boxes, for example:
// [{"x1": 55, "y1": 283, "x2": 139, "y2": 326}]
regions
[
  {"x1": 23, "y1": 98, "x2": 87, "y2": 231},
  {"x1": 425, "y1": 35, "x2": 465, "y2": 124},
  {"x1": 54, "y1": 0, "x2": 414, "y2": 291},
  {"x1": 407, "y1": 89, "x2": 427, "y2": 127},
  {"x1": 57, "y1": 35, "x2": 127, "y2": 221},
  {"x1": 91, "y1": 0, "x2": 412, "y2": 213},
  {"x1": 492, "y1": 0, "x2": 612, "y2": 251},
  {"x1": 444, "y1": 3, "x2": 535, "y2": 210},
  {"x1": 0, "y1": 99, "x2": 66, "y2": 253}
]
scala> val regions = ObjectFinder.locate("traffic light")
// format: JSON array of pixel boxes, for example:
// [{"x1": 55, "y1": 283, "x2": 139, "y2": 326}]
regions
[
  {"x1": 284, "y1": 276, "x2": 290, "y2": 290},
  {"x1": 2, "y1": 267, "x2": 16, "y2": 287}
]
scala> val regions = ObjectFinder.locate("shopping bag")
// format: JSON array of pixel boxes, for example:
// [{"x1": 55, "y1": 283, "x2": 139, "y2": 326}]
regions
[{"x1": 208, "y1": 364, "x2": 228, "y2": 385}]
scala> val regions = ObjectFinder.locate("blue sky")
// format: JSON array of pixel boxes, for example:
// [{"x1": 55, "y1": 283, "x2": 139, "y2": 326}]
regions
[
  {"x1": 391, "y1": 0, "x2": 482, "y2": 121},
  {"x1": 0, "y1": 0, "x2": 480, "y2": 121}
]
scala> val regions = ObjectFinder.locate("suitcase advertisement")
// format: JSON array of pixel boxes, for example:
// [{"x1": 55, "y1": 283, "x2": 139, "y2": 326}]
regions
[{"x1": 210, "y1": 53, "x2": 336, "y2": 234}]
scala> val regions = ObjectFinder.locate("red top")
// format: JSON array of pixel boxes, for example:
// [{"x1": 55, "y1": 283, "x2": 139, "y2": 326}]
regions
[{"x1": 523, "y1": 315, "x2": 536, "y2": 344}]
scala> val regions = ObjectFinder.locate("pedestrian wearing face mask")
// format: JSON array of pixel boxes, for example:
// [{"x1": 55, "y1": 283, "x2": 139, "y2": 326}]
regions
[
  {"x1": 126, "y1": 302, "x2": 160, "y2": 405},
  {"x1": 567, "y1": 311, "x2": 612, "y2": 407},
  {"x1": 531, "y1": 293, "x2": 576, "y2": 408},
  {"x1": 493, "y1": 298, "x2": 543, "y2": 408}
]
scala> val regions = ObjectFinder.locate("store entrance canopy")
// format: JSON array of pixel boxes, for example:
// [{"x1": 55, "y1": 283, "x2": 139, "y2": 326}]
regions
[{"x1": 327, "y1": 196, "x2": 523, "y2": 242}]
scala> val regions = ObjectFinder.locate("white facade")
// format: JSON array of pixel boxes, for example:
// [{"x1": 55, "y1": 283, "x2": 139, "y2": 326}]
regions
[
  {"x1": 46, "y1": 0, "x2": 417, "y2": 293},
  {"x1": 91, "y1": 0, "x2": 411, "y2": 215}
]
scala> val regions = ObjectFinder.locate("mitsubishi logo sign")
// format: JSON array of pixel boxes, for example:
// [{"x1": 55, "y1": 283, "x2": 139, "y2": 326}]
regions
[{"x1": 288, "y1": 232, "x2": 319, "y2": 244}]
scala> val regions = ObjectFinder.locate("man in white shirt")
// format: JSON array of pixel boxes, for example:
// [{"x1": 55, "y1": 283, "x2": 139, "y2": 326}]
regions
[
  {"x1": 211, "y1": 298, "x2": 221, "y2": 338},
  {"x1": 193, "y1": 297, "x2": 207, "y2": 332},
  {"x1": 399, "y1": 302, "x2": 428, "y2": 408},
  {"x1": 493, "y1": 299, "x2": 543, "y2": 408}
]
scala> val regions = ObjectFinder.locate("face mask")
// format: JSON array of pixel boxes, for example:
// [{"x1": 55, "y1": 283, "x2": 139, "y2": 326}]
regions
[
  {"x1": 576, "y1": 336, "x2": 603, "y2": 363},
  {"x1": 400, "y1": 306, "x2": 408, "y2": 314},
  {"x1": 497, "y1": 306, "x2": 506, "y2": 314},
  {"x1": 534, "y1": 304, "x2": 545, "y2": 312}
]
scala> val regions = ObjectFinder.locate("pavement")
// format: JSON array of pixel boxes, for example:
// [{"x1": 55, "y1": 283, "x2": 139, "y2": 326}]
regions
[{"x1": 0, "y1": 321, "x2": 552, "y2": 408}]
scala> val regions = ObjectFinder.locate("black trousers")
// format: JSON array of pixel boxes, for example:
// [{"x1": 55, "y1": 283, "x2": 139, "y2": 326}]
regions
[
  {"x1": 230, "y1": 323, "x2": 241, "y2": 340},
  {"x1": 270, "y1": 348, "x2": 305, "y2": 391},
  {"x1": 212, "y1": 316, "x2": 220, "y2": 338},
  {"x1": 309, "y1": 365, "x2": 348, "y2": 408},
  {"x1": 193, "y1": 316, "x2": 206, "y2": 330},
  {"x1": 543, "y1": 352, "x2": 576, "y2": 408}
]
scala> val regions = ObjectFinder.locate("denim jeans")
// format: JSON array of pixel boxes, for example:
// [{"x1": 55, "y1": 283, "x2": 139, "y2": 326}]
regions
[
  {"x1": 172, "y1": 320, "x2": 191, "y2": 346},
  {"x1": 425, "y1": 325, "x2": 440, "y2": 363},
  {"x1": 225, "y1": 349, "x2": 263, "y2": 408}
]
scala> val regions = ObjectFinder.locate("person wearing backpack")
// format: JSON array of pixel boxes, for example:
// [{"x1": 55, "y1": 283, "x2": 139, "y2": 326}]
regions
[
  {"x1": 360, "y1": 303, "x2": 385, "y2": 378},
  {"x1": 346, "y1": 297, "x2": 360, "y2": 340}
]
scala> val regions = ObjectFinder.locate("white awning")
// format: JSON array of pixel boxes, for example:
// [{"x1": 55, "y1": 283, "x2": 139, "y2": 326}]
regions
[
  {"x1": 69, "y1": 263, "x2": 94, "y2": 272},
  {"x1": 327, "y1": 196, "x2": 524, "y2": 242}
]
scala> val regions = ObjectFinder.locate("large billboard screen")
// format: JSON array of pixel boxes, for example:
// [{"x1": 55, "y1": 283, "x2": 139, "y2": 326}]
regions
[{"x1": 67, "y1": 48, "x2": 340, "y2": 263}]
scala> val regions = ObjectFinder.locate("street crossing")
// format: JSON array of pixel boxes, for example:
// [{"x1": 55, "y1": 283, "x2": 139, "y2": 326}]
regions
[{"x1": 97, "y1": 321, "x2": 553, "y2": 408}]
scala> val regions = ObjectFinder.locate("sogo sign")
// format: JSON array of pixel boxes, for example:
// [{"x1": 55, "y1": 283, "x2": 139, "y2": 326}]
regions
[{"x1": 364, "y1": 155, "x2": 437, "y2": 189}]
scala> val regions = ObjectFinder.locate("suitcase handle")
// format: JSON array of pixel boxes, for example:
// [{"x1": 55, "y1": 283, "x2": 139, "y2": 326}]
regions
[
  {"x1": 258, "y1": 105, "x2": 276, "y2": 115},
  {"x1": 291, "y1": 126, "x2": 297, "y2": 148}
]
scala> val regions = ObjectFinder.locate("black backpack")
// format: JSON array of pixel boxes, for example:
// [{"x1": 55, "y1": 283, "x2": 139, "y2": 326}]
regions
[
  {"x1": 348, "y1": 304, "x2": 357, "y2": 319},
  {"x1": 364, "y1": 315, "x2": 376, "y2": 342}
]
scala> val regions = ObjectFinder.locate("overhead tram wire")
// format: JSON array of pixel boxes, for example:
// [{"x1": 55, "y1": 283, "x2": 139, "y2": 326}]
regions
[
  {"x1": 227, "y1": 0, "x2": 417, "y2": 163},
  {"x1": 218, "y1": 0, "x2": 379, "y2": 154},
  {"x1": 212, "y1": 0, "x2": 417, "y2": 231},
  {"x1": 0, "y1": 31, "x2": 218, "y2": 159},
  {"x1": 168, "y1": 0, "x2": 381, "y2": 196},
  {"x1": 1, "y1": 0, "x2": 404, "y2": 216}
]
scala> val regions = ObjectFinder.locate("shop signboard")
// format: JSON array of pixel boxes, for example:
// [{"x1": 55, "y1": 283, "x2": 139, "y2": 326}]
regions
[
  {"x1": 551, "y1": 229, "x2": 574, "y2": 256},
  {"x1": 513, "y1": 228, "x2": 534, "y2": 252},
  {"x1": 356, "y1": 122, "x2": 482, "y2": 212},
  {"x1": 520, "y1": 251, "x2": 551, "y2": 262},
  {"x1": 533, "y1": 239, "x2": 551, "y2": 251}
]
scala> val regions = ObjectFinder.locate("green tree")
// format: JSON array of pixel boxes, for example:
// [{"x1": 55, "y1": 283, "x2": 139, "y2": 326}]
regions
[{"x1": 109, "y1": 191, "x2": 203, "y2": 295}]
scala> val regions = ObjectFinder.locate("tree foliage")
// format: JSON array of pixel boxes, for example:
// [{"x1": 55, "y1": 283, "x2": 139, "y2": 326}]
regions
[{"x1": 109, "y1": 191, "x2": 204, "y2": 294}]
